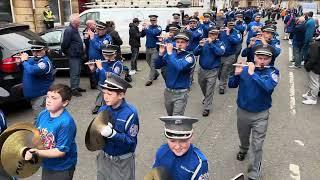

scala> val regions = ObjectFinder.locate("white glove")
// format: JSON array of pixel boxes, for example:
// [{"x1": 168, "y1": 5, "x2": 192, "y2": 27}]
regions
[{"x1": 100, "y1": 125, "x2": 113, "y2": 137}]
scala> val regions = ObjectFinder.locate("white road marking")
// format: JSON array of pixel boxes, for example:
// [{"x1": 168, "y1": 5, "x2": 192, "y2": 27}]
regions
[
  {"x1": 289, "y1": 164, "x2": 301, "y2": 180},
  {"x1": 289, "y1": 46, "x2": 293, "y2": 62},
  {"x1": 294, "y1": 140, "x2": 305, "y2": 146},
  {"x1": 289, "y1": 72, "x2": 296, "y2": 115}
]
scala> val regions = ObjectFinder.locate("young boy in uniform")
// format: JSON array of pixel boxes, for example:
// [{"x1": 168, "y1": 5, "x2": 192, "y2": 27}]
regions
[
  {"x1": 97, "y1": 73, "x2": 139, "y2": 180},
  {"x1": 88, "y1": 45, "x2": 123, "y2": 114},
  {"x1": 229, "y1": 44, "x2": 280, "y2": 180},
  {"x1": 151, "y1": 116, "x2": 209, "y2": 180},
  {"x1": 20, "y1": 40, "x2": 55, "y2": 118},
  {"x1": 24, "y1": 84, "x2": 77, "y2": 180}
]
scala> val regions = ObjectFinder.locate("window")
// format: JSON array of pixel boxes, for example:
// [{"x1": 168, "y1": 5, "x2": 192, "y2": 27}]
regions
[
  {"x1": 80, "y1": 12, "x2": 100, "y2": 26},
  {"x1": 41, "y1": 30, "x2": 62, "y2": 44}
]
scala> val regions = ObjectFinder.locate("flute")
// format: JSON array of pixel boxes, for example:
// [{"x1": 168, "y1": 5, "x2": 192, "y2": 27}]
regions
[
  {"x1": 13, "y1": 55, "x2": 35, "y2": 58},
  {"x1": 84, "y1": 60, "x2": 108, "y2": 65},
  {"x1": 233, "y1": 63, "x2": 271, "y2": 68},
  {"x1": 156, "y1": 42, "x2": 186, "y2": 51}
]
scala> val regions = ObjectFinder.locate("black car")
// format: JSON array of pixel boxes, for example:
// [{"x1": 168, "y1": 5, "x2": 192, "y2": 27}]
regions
[
  {"x1": 39, "y1": 27, "x2": 86, "y2": 72},
  {"x1": 0, "y1": 22, "x2": 44, "y2": 105}
]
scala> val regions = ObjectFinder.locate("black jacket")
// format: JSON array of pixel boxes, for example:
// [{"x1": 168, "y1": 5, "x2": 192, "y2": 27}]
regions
[
  {"x1": 61, "y1": 25, "x2": 83, "y2": 58},
  {"x1": 107, "y1": 28, "x2": 123, "y2": 59},
  {"x1": 129, "y1": 23, "x2": 141, "y2": 48},
  {"x1": 305, "y1": 40, "x2": 320, "y2": 74}
]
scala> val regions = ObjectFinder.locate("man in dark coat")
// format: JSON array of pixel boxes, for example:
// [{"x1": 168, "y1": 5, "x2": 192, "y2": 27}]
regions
[{"x1": 129, "y1": 18, "x2": 141, "y2": 75}]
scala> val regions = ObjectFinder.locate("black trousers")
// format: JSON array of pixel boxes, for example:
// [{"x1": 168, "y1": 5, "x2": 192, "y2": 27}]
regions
[
  {"x1": 44, "y1": 21, "x2": 54, "y2": 29},
  {"x1": 130, "y1": 47, "x2": 139, "y2": 70}
]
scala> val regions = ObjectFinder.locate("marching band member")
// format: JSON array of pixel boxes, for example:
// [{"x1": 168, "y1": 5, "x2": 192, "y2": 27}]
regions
[
  {"x1": 242, "y1": 25, "x2": 281, "y2": 66},
  {"x1": 194, "y1": 27, "x2": 225, "y2": 116},
  {"x1": 218, "y1": 20, "x2": 242, "y2": 95},
  {"x1": 185, "y1": 17, "x2": 203, "y2": 52},
  {"x1": 97, "y1": 73, "x2": 139, "y2": 180},
  {"x1": 20, "y1": 40, "x2": 55, "y2": 119},
  {"x1": 199, "y1": 12, "x2": 216, "y2": 39},
  {"x1": 244, "y1": 13, "x2": 264, "y2": 46},
  {"x1": 234, "y1": 12, "x2": 247, "y2": 61},
  {"x1": 88, "y1": 45, "x2": 123, "y2": 114},
  {"x1": 228, "y1": 44, "x2": 280, "y2": 180},
  {"x1": 151, "y1": 116, "x2": 209, "y2": 180},
  {"x1": 141, "y1": 15, "x2": 162, "y2": 87},
  {"x1": 25, "y1": 84, "x2": 77, "y2": 180},
  {"x1": 155, "y1": 32, "x2": 195, "y2": 116}
]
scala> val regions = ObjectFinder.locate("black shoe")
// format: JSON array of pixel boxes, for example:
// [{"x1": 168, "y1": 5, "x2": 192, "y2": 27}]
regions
[
  {"x1": 153, "y1": 73, "x2": 159, "y2": 80},
  {"x1": 219, "y1": 88, "x2": 225, "y2": 94},
  {"x1": 92, "y1": 106, "x2": 100, "y2": 114},
  {"x1": 248, "y1": 178, "x2": 256, "y2": 180},
  {"x1": 72, "y1": 89, "x2": 82, "y2": 97},
  {"x1": 236, "y1": 151, "x2": 247, "y2": 161},
  {"x1": 145, "y1": 81, "x2": 152, "y2": 86},
  {"x1": 318, "y1": 91, "x2": 320, "y2": 97},
  {"x1": 202, "y1": 109, "x2": 210, "y2": 117},
  {"x1": 125, "y1": 75, "x2": 132, "y2": 82},
  {"x1": 77, "y1": 88, "x2": 86, "y2": 92}
]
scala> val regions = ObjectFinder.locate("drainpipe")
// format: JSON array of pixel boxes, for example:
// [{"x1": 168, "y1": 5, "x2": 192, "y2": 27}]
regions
[
  {"x1": 32, "y1": 0, "x2": 37, "y2": 32},
  {"x1": 10, "y1": 0, "x2": 15, "y2": 22}
]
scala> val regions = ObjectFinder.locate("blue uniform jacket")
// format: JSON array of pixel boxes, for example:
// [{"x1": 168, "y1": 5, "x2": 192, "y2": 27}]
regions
[
  {"x1": 235, "y1": 21, "x2": 247, "y2": 35},
  {"x1": 153, "y1": 144, "x2": 209, "y2": 180},
  {"x1": 246, "y1": 21, "x2": 264, "y2": 44},
  {"x1": 194, "y1": 40, "x2": 226, "y2": 70},
  {"x1": 155, "y1": 51, "x2": 195, "y2": 89},
  {"x1": 241, "y1": 39, "x2": 281, "y2": 66},
  {"x1": 95, "y1": 60, "x2": 123, "y2": 84},
  {"x1": 200, "y1": 21, "x2": 215, "y2": 38},
  {"x1": 99, "y1": 100, "x2": 139, "y2": 156},
  {"x1": 141, "y1": 25, "x2": 162, "y2": 48},
  {"x1": 186, "y1": 28, "x2": 203, "y2": 52},
  {"x1": 0, "y1": 110, "x2": 7, "y2": 134},
  {"x1": 36, "y1": 109, "x2": 77, "y2": 171},
  {"x1": 228, "y1": 66, "x2": 279, "y2": 112},
  {"x1": 218, "y1": 29, "x2": 242, "y2": 56},
  {"x1": 22, "y1": 56, "x2": 54, "y2": 99},
  {"x1": 88, "y1": 34, "x2": 113, "y2": 60}
]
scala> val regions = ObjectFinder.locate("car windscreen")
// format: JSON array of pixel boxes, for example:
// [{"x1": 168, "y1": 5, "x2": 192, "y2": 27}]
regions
[{"x1": 0, "y1": 30, "x2": 44, "y2": 51}]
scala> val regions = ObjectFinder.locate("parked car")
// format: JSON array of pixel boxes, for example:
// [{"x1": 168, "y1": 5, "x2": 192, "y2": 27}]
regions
[
  {"x1": 39, "y1": 27, "x2": 86, "y2": 73},
  {"x1": 0, "y1": 22, "x2": 44, "y2": 105}
]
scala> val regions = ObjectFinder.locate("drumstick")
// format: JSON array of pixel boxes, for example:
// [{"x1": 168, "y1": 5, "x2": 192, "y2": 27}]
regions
[
  {"x1": 232, "y1": 63, "x2": 271, "y2": 68},
  {"x1": 156, "y1": 42, "x2": 186, "y2": 51}
]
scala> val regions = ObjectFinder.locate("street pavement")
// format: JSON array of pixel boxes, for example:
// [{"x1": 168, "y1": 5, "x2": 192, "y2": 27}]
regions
[{"x1": 5, "y1": 20, "x2": 320, "y2": 180}]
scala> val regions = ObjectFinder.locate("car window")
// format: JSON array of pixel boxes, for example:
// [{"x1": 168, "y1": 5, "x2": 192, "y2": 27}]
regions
[
  {"x1": 41, "y1": 30, "x2": 62, "y2": 44},
  {"x1": 87, "y1": 12, "x2": 100, "y2": 21},
  {"x1": 0, "y1": 30, "x2": 43, "y2": 51},
  {"x1": 80, "y1": 14, "x2": 87, "y2": 26}
]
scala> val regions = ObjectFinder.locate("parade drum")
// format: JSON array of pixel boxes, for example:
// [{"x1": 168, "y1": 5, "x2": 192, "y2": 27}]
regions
[
  {"x1": 85, "y1": 110, "x2": 114, "y2": 151},
  {"x1": 1, "y1": 129, "x2": 43, "y2": 178},
  {"x1": 144, "y1": 167, "x2": 172, "y2": 180}
]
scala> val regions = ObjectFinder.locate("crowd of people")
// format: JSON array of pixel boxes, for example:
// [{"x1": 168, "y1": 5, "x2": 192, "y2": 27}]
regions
[{"x1": 1, "y1": 4, "x2": 320, "y2": 180}]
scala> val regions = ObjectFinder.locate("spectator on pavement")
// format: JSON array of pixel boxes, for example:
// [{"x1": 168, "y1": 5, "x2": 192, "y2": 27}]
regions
[{"x1": 129, "y1": 18, "x2": 142, "y2": 75}]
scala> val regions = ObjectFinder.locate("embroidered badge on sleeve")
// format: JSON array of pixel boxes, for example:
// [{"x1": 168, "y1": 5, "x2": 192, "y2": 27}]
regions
[
  {"x1": 38, "y1": 62, "x2": 47, "y2": 69},
  {"x1": 129, "y1": 124, "x2": 139, "y2": 137}
]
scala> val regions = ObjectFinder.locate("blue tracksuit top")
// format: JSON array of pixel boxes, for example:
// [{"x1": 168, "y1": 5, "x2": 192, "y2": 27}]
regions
[
  {"x1": 88, "y1": 34, "x2": 113, "y2": 60},
  {"x1": 155, "y1": 51, "x2": 196, "y2": 89},
  {"x1": 219, "y1": 29, "x2": 242, "y2": 56},
  {"x1": 186, "y1": 27, "x2": 203, "y2": 52},
  {"x1": 200, "y1": 21, "x2": 216, "y2": 38},
  {"x1": 304, "y1": 18, "x2": 316, "y2": 43},
  {"x1": 95, "y1": 60, "x2": 123, "y2": 84},
  {"x1": 246, "y1": 21, "x2": 264, "y2": 44},
  {"x1": 241, "y1": 39, "x2": 281, "y2": 65},
  {"x1": 228, "y1": 66, "x2": 279, "y2": 112},
  {"x1": 235, "y1": 21, "x2": 247, "y2": 34},
  {"x1": 141, "y1": 25, "x2": 162, "y2": 48},
  {"x1": 194, "y1": 40, "x2": 226, "y2": 70},
  {"x1": 22, "y1": 56, "x2": 54, "y2": 99},
  {"x1": 36, "y1": 109, "x2": 77, "y2": 171},
  {"x1": 153, "y1": 144, "x2": 209, "y2": 180},
  {"x1": 98, "y1": 100, "x2": 139, "y2": 156}
]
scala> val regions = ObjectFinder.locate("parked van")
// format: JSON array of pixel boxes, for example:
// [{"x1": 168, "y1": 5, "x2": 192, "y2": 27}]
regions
[{"x1": 79, "y1": 7, "x2": 209, "y2": 54}]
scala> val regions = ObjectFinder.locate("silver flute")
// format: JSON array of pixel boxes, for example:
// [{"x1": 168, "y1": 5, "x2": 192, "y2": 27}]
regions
[
  {"x1": 233, "y1": 63, "x2": 271, "y2": 68},
  {"x1": 156, "y1": 42, "x2": 186, "y2": 51},
  {"x1": 84, "y1": 60, "x2": 109, "y2": 65}
]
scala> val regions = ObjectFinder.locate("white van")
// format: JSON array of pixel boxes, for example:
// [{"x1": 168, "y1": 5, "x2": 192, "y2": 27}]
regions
[{"x1": 79, "y1": 7, "x2": 209, "y2": 54}]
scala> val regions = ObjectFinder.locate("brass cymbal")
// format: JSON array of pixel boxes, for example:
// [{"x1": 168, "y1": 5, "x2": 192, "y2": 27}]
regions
[
  {"x1": 144, "y1": 167, "x2": 172, "y2": 180},
  {"x1": 0, "y1": 122, "x2": 41, "y2": 173},
  {"x1": 85, "y1": 110, "x2": 114, "y2": 151},
  {"x1": 1, "y1": 130, "x2": 43, "y2": 178}
]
